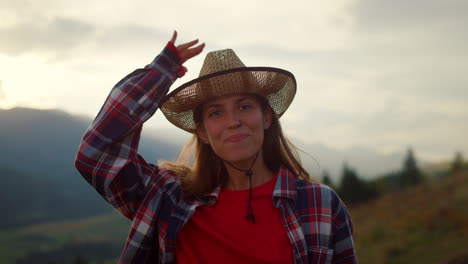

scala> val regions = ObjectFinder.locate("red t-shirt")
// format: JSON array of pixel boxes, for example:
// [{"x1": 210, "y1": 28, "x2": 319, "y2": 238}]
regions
[{"x1": 175, "y1": 175, "x2": 294, "y2": 263}]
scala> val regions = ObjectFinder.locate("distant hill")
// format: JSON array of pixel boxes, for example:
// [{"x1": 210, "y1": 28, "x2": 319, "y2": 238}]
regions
[
  {"x1": 0, "y1": 107, "x2": 179, "y2": 180},
  {"x1": 294, "y1": 141, "x2": 404, "y2": 181},
  {"x1": 0, "y1": 107, "x2": 179, "y2": 229}
]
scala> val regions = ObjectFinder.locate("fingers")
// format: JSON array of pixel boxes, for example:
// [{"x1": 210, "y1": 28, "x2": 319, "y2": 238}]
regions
[
  {"x1": 177, "y1": 39, "x2": 199, "y2": 51},
  {"x1": 169, "y1": 30, "x2": 177, "y2": 44},
  {"x1": 180, "y1": 43, "x2": 205, "y2": 64},
  {"x1": 185, "y1": 43, "x2": 205, "y2": 58},
  {"x1": 170, "y1": 32, "x2": 205, "y2": 64}
]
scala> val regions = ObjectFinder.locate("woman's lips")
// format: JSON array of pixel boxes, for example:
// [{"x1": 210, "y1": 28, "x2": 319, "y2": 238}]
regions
[{"x1": 225, "y1": 134, "x2": 249, "y2": 142}]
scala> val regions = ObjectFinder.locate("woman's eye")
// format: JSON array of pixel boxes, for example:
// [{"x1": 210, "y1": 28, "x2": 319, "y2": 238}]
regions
[
  {"x1": 240, "y1": 104, "x2": 252, "y2": 111},
  {"x1": 209, "y1": 110, "x2": 222, "y2": 117}
]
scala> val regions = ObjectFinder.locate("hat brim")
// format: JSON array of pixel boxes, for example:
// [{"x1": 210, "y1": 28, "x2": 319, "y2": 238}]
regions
[{"x1": 160, "y1": 67, "x2": 296, "y2": 133}]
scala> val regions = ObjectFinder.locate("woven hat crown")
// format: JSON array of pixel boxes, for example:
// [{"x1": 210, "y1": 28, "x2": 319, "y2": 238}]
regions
[{"x1": 199, "y1": 49, "x2": 246, "y2": 77}]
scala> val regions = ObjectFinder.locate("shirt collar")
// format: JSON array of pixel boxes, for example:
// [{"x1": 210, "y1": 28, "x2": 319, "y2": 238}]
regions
[
  {"x1": 199, "y1": 185, "x2": 221, "y2": 206},
  {"x1": 273, "y1": 165, "x2": 297, "y2": 200}
]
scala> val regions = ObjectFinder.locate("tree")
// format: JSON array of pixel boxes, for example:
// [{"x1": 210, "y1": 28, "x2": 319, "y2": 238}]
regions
[
  {"x1": 450, "y1": 151, "x2": 464, "y2": 173},
  {"x1": 339, "y1": 163, "x2": 380, "y2": 204},
  {"x1": 399, "y1": 147, "x2": 423, "y2": 187},
  {"x1": 322, "y1": 170, "x2": 333, "y2": 187},
  {"x1": 72, "y1": 256, "x2": 88, "y2": 264},
  {"x1": 339, "y1": 163, "x2": 366, "y2": 203}
]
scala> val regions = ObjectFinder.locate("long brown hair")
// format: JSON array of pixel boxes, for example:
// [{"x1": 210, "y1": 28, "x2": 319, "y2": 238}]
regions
[{"x1": 159, "y1": 94, "x2": 311, "y2": 197}]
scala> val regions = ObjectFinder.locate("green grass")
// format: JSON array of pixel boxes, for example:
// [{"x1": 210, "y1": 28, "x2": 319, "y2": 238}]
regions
[{"x1": 0, "y1": 211, "x2": 129, "y2": 264}]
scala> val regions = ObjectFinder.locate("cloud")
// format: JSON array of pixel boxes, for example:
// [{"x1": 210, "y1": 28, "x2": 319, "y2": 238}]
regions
[
  {"x1": 347, "y1": 0, "x2": 468, "y2": 62},
  {"x1": 94, "y1": 24, "x2": 167, "y2": 51},
  {"x1": 350, "y1": 0, "x2": 468, "y2": 28},
  {"x1": 0, "y1": 15, "x2": 170, "y2": 65},
  {"x1": 0, "y1": 17, "x2": 94, "y2": 56},
  {"x1": 305, "y1": 0, "x2": 468, "y2": 115}
]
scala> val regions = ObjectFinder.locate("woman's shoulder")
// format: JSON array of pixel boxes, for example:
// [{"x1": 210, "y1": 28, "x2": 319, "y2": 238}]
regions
[
  {"x1": 293, "y1": 178, "x2": 344, "y2": 210},
  {"x1": 294, "y1": 177, "x2": 336, "y2": 194},
  {"x1": 146, "y1": 165, "x2": 183, "y2": 191}
]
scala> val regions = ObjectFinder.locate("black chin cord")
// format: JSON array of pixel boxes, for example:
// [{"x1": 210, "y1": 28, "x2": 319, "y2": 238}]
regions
[{"x1": 223, "y1": 152, "x2": 259, "y2": 224}]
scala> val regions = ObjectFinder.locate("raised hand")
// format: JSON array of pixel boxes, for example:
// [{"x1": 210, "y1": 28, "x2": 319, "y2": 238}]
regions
[{"x1": 169, "y1": 30, "x2": 205, "y2": 65}]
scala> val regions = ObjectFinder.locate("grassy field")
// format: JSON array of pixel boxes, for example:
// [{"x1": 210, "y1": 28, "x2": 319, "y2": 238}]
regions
[
  {"x1": 0, "y1": 212, "x2": 129, "y2": 264},
  {"x1": 352, "y1": 170, "x2": 468, "y2": 264}
]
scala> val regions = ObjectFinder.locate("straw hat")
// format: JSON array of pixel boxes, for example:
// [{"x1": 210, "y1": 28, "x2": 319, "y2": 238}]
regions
[{"x1": 160, "y1": 49, "x2": 296, "y2": 133}]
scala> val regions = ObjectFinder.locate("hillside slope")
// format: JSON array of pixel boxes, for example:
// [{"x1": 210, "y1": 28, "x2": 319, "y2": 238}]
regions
[
  {"x1": 351, "y1": 171, "x2": 468, "y2": 264},
  {"x1": 0, "y1": 212, "x2": 128, "y2": 264},
  {"x1": 0, "y1": 107, "x2": 179, "y2": 229}
]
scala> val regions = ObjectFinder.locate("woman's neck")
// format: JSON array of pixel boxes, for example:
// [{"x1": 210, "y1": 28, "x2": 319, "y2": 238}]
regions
[{"x1": 223, "y1": 153, "x2": 274, "y2": 190}]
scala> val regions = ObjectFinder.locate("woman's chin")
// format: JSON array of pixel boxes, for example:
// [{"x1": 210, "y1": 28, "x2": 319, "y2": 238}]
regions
[{"x1": 220, "y1": 151, "x2": 259, "y2": 165}]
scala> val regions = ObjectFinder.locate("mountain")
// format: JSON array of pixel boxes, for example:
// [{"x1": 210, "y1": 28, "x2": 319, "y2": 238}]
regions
[
  {"x1": 0, "y1": 107, "x2": 179, "y2": 180},
  {"x1": 295, "y1": 141, "x2": 404, "y2": 181},
  {"x1": 0, "y1": 107, "x2": 179, "y2": 229}
]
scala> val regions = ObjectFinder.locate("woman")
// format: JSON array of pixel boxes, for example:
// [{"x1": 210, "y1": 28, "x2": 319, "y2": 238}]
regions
[{"x1": 75, "y1": 31, "x2": 357, "y2": 264}]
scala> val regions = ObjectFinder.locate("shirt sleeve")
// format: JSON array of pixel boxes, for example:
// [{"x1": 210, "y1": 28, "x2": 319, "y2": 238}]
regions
[
  {"x1": 74, "y1": 46, "x2": 181, "y2": 220},
  {"x1": 331, "y1": 192, "x2": 358, "y2": 263}
]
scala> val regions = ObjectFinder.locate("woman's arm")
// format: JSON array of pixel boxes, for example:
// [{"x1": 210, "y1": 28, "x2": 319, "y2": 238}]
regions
[
  {"x1": 74, "y1": 32, "x2": 204, "y2": 220},
  {"x1": 331, "y1": 192, "x2": 358, "y2": 263}
]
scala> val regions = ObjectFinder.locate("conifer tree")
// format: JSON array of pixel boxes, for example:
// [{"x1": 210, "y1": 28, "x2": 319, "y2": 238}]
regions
[
  {"x1": 400, "y1": 147, "x2": 423, "y2": 187},
  {"x1": 450, "y1": 151, "x2": 464, "y2": 173},
  {"x1": 322, "y1": 170, "x2": 333, "y2": 187},
  {"x1": 72, "y1": 255, "x2": 88, "y2": 264},
  {"x1": 339, "y1": 163, "x2": 366, "y2": 203}
]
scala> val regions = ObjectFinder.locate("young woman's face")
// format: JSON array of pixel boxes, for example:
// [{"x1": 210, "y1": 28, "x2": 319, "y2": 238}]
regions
[{"x1": 197, "y1": 94, "x2": 272, "y2": 163}]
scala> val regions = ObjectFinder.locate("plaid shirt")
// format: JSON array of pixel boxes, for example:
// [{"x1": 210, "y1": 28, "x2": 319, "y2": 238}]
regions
[{"x1": 74, "y1": 47, "x2": 357, "y2": 264}]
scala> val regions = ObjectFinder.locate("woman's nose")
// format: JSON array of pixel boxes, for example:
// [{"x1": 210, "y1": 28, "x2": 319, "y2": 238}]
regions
[{"x1": 226, "y1": 111, "x2": 241, "y2": 128}]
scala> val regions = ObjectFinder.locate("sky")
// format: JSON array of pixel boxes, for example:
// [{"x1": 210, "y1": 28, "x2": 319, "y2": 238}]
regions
[{"x1": 0, "y1": 0, "x2": 467, "y2": 161}]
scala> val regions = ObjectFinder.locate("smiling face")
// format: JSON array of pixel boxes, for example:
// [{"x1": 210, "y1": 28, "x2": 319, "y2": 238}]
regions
[{"x1": 196, "y1": 94, "x2": 272, "y2": 163}]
